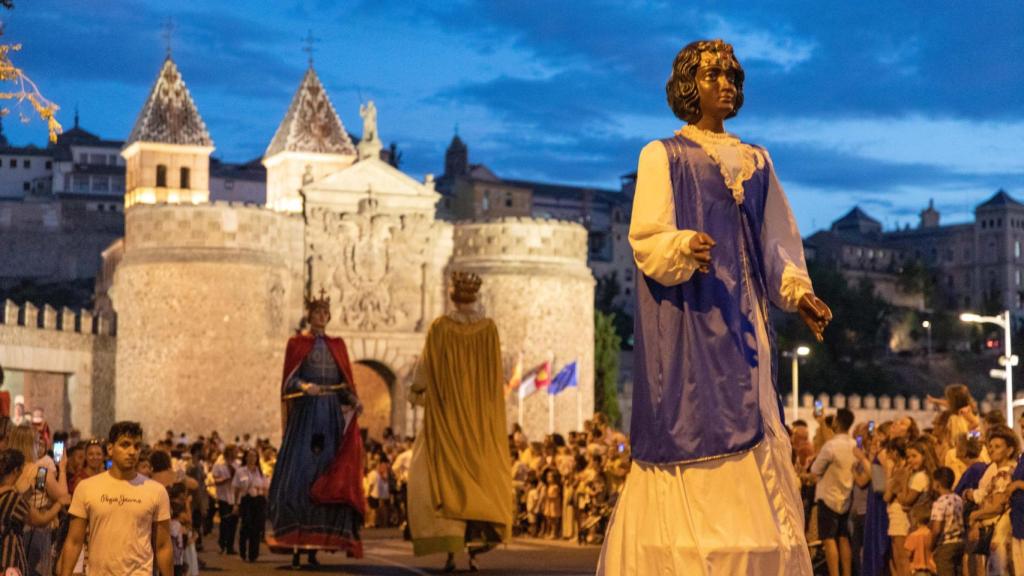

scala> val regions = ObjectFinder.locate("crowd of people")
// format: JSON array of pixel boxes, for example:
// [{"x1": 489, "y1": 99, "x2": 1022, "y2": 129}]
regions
[{"x1": 795, "y1": 383, "x2": 1024, "y2": 576}]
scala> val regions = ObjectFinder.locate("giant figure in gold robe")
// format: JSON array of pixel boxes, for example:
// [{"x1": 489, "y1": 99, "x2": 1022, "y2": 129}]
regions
[{"x1": 408, "y1": 271, "x2": 513, "y2": 573}]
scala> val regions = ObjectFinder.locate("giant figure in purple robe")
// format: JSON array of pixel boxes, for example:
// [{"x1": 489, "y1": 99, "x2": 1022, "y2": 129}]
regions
[{"x1": 597, "y1": 39, "x2": 833, "y2": 576}]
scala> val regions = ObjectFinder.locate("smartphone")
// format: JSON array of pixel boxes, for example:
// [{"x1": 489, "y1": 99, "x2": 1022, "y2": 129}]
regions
[
  {"x1": 617, "y1": 443, "x2": 625, "y2": 453},
  {"x1": 969, "y1": 430, "x2": 982, "y2": 440},
  {"x1": 53, "y1": 441, "x2": 65, "y2": 465},
  {"x1": 34, "y1": 466, "x2": 47, "y2": 491},
  {"x1": 813, "y1": 400, "x2": 823, "y2": 417},
  {"x1": 868, "y1": 420, "x2": 875, "y2": 434},
  {"x1": 856, "y1": 436, "x2": 863, "y2": 449},
  {"x1": 104, "y1": 459, "x2": 112, "y2": 470}
]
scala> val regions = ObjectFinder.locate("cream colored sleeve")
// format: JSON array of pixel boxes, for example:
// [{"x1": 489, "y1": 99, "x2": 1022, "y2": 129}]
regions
[
  {"x1": 762, "y1": 152, "x2": 813, "y2": 312},
  {"x1": 628, "y1": 140, "x2": 699, "y2": 286}
]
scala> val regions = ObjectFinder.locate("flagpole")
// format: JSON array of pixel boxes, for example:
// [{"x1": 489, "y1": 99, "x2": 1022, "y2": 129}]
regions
[
  {"x1": 548, "y1": 392, "x2": 554, "y2": 434},
  {"x1": 577, "y1": 383, "x2": 585, "y2": 428},
  {"x1": 518, "y1": 392, "x2": 523, "y2": 427}
]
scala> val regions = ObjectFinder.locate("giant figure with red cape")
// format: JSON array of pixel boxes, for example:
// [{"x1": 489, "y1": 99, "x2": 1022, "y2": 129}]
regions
[{"x1": 268, "y1": 290, "x2": 366, "y2": 569}]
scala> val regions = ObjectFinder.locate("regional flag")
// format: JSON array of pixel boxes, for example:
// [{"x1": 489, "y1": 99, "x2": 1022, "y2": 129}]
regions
[
  {"x1": 547, "y1": 361, "x2": 578, "y2": 396},
  {"x1": 517, "y1": 360, "x2": 551, "y2": 399}
]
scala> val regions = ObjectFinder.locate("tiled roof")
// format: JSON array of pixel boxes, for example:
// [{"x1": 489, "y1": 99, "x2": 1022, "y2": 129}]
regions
[
  {"x1": 264, "y1": 67, "x2": 355, "y2": 158},
  {"x1": 977, "y1": 189, "x2": 1023, "y2": 209},
  {"x1": 125, "y1": 57, "x2": 213, "y2": 147}
]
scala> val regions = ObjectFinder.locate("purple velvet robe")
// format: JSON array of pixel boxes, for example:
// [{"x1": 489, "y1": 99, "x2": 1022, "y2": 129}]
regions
[{"x1": 631, "y1": 134, "x2": 782, "y2": 464}]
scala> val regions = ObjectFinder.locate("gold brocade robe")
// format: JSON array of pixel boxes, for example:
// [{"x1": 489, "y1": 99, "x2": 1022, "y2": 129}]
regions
[{"x1": 408, "y1": 313, "x2": 514, "y2": 556}]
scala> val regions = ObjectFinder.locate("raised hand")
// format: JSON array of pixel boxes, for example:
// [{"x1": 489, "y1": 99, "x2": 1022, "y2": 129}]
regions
[
  {"x1": 798, "y1": 293, "x2": 832, "y2": 342},
  {"x1": 688, "y1": 232, "x2": 716, "y2": 274}
]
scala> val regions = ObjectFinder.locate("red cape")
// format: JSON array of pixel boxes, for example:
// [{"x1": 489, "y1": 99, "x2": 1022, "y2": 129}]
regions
[{"x1": 281, "y1": 332, "x2": 366, "y2": 517}]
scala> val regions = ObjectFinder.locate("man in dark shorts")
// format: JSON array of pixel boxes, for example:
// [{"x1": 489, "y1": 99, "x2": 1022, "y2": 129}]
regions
[{"x1": 810, "y1": 408, "x2": 856, "y2": 576}]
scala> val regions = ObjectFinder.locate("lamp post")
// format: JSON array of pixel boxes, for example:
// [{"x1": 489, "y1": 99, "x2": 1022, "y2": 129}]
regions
[
  {"x1": 922, "y1": 320, "x2": 932, "y2": 357},
  {"x1": 782, "y1": 345, "x2": 811, "y2": 421},
  {"x1": 960, "y1": 311, "x2": 1016, "y2": 425}
]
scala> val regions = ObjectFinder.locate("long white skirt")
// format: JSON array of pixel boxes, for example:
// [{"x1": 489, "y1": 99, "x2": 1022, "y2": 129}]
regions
[{"x1": 597, "y1": 306, "x2": 812, "y2": 576}]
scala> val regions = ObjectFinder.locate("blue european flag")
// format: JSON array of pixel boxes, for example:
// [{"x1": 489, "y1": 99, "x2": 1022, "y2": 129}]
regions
[{"x1": 547, "y1": 361, "x2": 578, "y2": 396}]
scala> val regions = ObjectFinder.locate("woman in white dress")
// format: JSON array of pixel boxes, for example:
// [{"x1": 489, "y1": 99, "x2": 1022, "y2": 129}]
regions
[{"x1": 597, "y1": 39, "x2": 832, "y2": 576}]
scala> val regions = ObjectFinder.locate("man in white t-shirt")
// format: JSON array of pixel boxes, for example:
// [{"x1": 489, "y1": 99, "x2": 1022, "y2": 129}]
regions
[
  {"x1": 58, "y1": 421, "x2": 172, "y2": 576},
  {"x1": 809, "y1": 408, "x2": 856, "y2": 576}
]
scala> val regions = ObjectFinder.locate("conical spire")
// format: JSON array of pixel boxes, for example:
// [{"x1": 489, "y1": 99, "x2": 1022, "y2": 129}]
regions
[
  {"x1": 264, "y1": 67, "x2": 355, "y2": 158},
  {"x1": 126, "y1": 57, "x2": 213, "y2": 147}
]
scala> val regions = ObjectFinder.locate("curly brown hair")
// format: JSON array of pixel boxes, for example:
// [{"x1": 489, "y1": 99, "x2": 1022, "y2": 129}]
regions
[{"x1": 665, "y1": 39, "x2": 745, "y2": 124}]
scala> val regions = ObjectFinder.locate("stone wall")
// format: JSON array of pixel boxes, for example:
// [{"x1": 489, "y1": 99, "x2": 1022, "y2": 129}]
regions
[
  {"x1": 111, "y1": 202, "x2": 304, "y2": 442},
  {"x1": 0, "y1": 300, "x2": 116, "y2": 437},
  {"x1": 451, "y1": 217, "x2": 595, "y2": 439}
]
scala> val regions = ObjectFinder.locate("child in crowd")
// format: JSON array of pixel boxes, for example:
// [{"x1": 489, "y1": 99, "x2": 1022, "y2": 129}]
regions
[
  {"x1": 526, "y1": 475, "x2": 541, "y2": 537},
  {"x1": 170, "y1": 500, "x2": 188, "y2": 576},
  {"x1": 542, "y1": 469, "x2": 562, "y2": 539},
  {"x1": 906, "y1": 505, "x2": 937, "y2": 576},
  {"x1": 930, "y1": 467, "x2": 964, "y2": 576}
]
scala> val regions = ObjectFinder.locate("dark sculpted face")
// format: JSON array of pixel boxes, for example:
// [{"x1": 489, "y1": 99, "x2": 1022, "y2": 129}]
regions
[
  {"x1": 308, "y1": 306, "x2": 330, "y2": 332},
  {"x1": 695, "y1": 49, "x2": 740, "y2": 123}
]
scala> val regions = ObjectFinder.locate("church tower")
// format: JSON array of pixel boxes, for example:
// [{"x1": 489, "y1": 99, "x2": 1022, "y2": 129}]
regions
[
  {"x1": 121, "y1": 57, "x2": 214, "y2": 208},
  {"x1": 444, "y1": 133, "x2": 468, "y2": 179},
  {"x1": 263, "y1": 66, "x2": 357, "y2": 213}
]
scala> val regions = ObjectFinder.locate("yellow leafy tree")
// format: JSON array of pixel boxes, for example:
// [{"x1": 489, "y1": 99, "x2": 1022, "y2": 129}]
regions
[{"x1": 0, "y1": 42, "x2": 61, "y2": 143}]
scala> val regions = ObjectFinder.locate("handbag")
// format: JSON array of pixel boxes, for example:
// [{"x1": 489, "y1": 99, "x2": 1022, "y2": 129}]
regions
[{"x1": 969, "y1": 508, "x2": 1007, "y2": 556}]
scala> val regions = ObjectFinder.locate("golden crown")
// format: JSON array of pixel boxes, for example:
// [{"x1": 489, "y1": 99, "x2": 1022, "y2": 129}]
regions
[
  {"x1": 450, "y1": 271, "x2": 482, "y2": 303},
  {"x1": 304, "y1": 286, "x2": 331, "y2": 312}
]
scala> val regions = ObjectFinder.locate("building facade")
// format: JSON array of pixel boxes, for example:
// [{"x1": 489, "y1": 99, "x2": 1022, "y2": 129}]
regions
[
  {"x1": 807, "y1": 191, "x2": 1024, "y2": 318},
  {"x1": 0, "y1": 57, "x2": 595, "y2": 442}
]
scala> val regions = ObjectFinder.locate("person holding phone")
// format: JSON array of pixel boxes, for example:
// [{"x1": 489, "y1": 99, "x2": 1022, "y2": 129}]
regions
[
  {"x1": 0, "y1": 448, "x2": 67, "y2": 574},
  {"x1": 7, "y1": 424, "x2": 68, "y2": 575}
]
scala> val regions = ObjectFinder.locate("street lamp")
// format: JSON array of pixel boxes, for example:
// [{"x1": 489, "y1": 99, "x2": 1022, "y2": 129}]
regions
[
  {"x1": 922, "y1": 320, "x2": 932, "y2": 356},
  {"x1": 782, "y1": 345, "x2": 811, "y2": 421},
  {"x1": 960, "y1": 310, "x2": 1016, "y2": 425}
]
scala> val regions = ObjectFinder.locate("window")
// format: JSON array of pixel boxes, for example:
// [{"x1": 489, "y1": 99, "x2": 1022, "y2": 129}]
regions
[
  {"x1": 224, "y1": 179, "x2": 234, "y2": 190},
  {"x1": 72, "y1": 175, "x2": 89, "y2": 193},
  {"x1": 1017, "y1": 270, "x2": 1021, "y2": 286},
  {"x1": 111, "y1": 177, "x2": 124, "y2": 193},
  {"x1": 180, "y1": 167, "x2": 190, "y2": 189},
  {"x1": 482, "y1": 191, "x2": 490, "y2": 211},
  {"x1": 108, "y1": 155, "x2": 118, "y2": 165},
  {"x1": 91, "y1": 176, "x2": 109, "y2": 193},
  {"x1": 45, "y1": 161, "x2": 52, "y2": 170},
  {"x1": 1016, "y1": 240, "x2": 1020, "y2": 259},
  {"x1": 156, "y1": 164, "x2": 167, "y2": 187},
  {"x1": 505, "y1": 193, "x2": 513, "y2": 208},
  {"x1": 90, "y1": 154, "x2": 106, "y2": 165},
  {"x1": 8, "y1": 159, "x2": 15, "y2": 168},
  {"x1": 22, "y1": 181, "x2": 29, "y2": 191},
  {"x1": 22, "y1": 159, "x2": 29, "y2": 168}
]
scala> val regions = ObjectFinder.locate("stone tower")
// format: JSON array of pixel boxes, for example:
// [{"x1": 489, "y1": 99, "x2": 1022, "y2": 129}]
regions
[
  {"x1": 263, "y1": 67, "x2": 357, "y2": 213},
  {"x1": 121, "y1": 57, "x2": 214, "y2": 208},
  {"x1": 450, "y1": 218, "x2": 595, "y2": 438},
  {"x1": 111, "y1": 58, "x2": 305, "y2": 441}
]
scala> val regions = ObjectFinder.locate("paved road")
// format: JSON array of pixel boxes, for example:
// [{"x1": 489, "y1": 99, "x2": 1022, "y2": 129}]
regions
[{"x1": 197, "y1": 529, "x2": 600, "y2": 575}]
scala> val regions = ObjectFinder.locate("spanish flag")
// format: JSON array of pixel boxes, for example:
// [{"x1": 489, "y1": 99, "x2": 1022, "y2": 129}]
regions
[{"x1": 505, "y1": 353, "x2": 523, "y2": 397}]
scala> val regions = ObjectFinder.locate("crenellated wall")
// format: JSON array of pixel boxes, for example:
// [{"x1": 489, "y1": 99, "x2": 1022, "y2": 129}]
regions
[
  {"x1": 0, "y1": 299, "x2": 116, "y2": 437},
  {"x1": 111, "y1": 202, "x2": 305, "y2": 442},
  {"x1": 451, "y1": 217, "x2": 595, "y2": 439}
]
